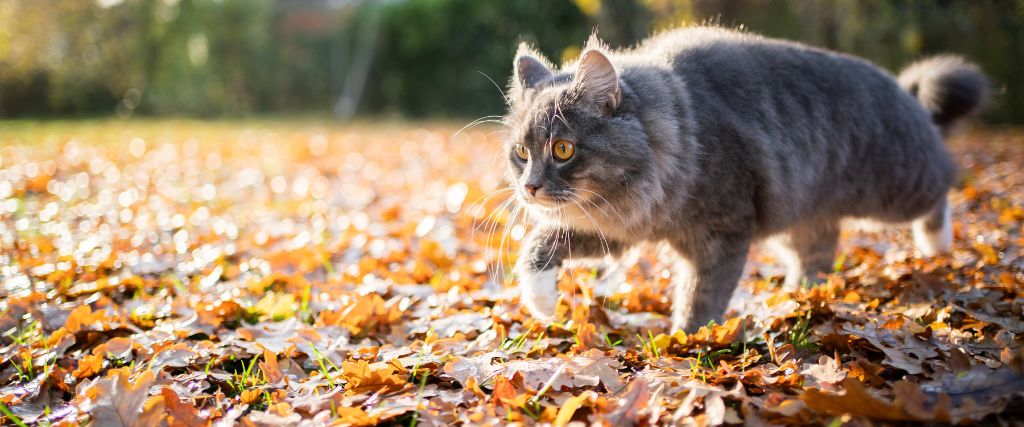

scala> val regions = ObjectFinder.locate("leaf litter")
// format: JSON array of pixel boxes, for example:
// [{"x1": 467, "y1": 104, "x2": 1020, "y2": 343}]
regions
[{"x1": 0, "y1": 121, "x2": 1022, "y2": 425}]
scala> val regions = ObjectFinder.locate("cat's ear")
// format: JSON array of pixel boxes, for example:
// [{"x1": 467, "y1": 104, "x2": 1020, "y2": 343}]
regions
[
  {"x1": 571, "y1": 49, "x2": 620, "y2": 115},
  {"x1": 513, "y1": 44, "x2": 553, "y2": 92}
]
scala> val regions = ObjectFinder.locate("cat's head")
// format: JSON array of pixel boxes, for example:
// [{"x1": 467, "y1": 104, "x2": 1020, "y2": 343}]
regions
[{"x1": 503, "y1": 42, "x2": 658, "y2": 231}]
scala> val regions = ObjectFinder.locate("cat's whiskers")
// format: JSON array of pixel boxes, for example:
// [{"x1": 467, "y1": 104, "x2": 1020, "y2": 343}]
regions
[
  {"x1": 561, "y1": 206, "x2": 578, "y2": 314},
  {"x1": 570, "y1": 187, "x2": 628, "y2": 227},
  {"x1": 567, "y1": 194, "x2": 612, "y2": 256},
  {"x1": 482, "y1": 203, "x2": 508, "y2": 280},
  {"x1": 452, "y1": 115, "x2": 513, "y2": 142},
  {"x1": 479, "y1": 193, "x2": 519, "y2": 282},
  {"x1": 498, "y1": 202, "x2": 526, "y2": 281},
  {"x1": 474, "y1": 192, "x2": 515, "y2": 249},
  {"x1": 479, "y1": 199, "x2": 517, "y2": 277},
  {"x1": 539, "y1": 209, "x2": 562, "y2": 269},
  {"x1": 484, "y1": 129, "x2": 511, "y2": 139},
  {"x1": 469, "y1": 188, "x2": 515, "y2": 235},
  {"x1": 477, "y1": 70, "x2": 512, "y2": 109}
]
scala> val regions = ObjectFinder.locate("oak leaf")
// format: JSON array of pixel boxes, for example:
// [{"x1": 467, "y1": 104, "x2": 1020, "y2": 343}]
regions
[
  {"x1": 341, "y1": 359, "x2": 407, "y2": 396},
  {"x1": 78, "y1": 368, "x2": 156, "y2": 427}
]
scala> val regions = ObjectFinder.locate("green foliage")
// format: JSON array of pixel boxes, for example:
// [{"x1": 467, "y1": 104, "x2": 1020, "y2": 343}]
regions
[{"x1": 0, "y1": 0, "x2": 1021, "y2": 122}]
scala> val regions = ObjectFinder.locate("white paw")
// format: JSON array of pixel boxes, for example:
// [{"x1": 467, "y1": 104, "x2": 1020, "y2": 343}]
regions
[
  {"x1": 913, "y1": 203, "x2": 952, "y2": 257},
  {"x1": 518, "y1": 269, "x2": 558, "y2": 321}
]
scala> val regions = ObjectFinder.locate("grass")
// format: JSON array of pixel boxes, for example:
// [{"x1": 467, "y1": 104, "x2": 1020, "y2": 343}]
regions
[
  {"x1": 691, "y1": 347, "x2": 732, "y2": 383},
  {"x1": 0, "y1": 402, "x2": 27, "y2": 427},
  {"x1": 788, "y1": 311, "x2": 819, "y2": 352},
  {"x1": 603, "y1": 329, "x2": 623, "y2": 347},
  {"x1": 307, "y1": 341, "x2": 340, "y2": 388},
  {"x1": 635, "y1": 331, "x2": 661, "y2": 359},
  {"x1": 501, "y1": 326, "x2": 535, "y2": 353},
  {"x1": 227, "y1": 356, "x2": 263, "y2": 396}
]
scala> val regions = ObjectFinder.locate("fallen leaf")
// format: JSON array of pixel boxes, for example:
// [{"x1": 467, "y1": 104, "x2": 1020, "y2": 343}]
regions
[
  {"x1": 161, "y1": 388, "x2": 208, "y2": 427},
  {"x1": 802, "y1": 378, "x2": 909, "y2": 420},
  {"x1": 341, "y1": 360, "x2": 407, "y2": 396},
  {"x1": 555, "y1": 391, "x2": 595, "y2": 426},
  {"x1": 78, "y1": 368, "x2": 156, "y2": 427}
]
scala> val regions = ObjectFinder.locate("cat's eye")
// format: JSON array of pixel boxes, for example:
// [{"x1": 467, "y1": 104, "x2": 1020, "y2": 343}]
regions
[
  {"x1": 514, "y1": 144, "x2": 529, "y2": 161},
  {"x1": 553, "y1": 140, "x2": 575, "y2": 161}
]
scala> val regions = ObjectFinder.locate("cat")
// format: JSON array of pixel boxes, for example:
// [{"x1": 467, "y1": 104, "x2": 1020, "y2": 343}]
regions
[{"x1": 502, "y1": 26, "x2": 987, "y2": 333}]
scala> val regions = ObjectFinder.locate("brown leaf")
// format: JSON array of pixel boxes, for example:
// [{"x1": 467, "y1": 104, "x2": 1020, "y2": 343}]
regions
[
  {"x1": 801, "y1": 378, "x2": 910, "y2": 421},
  {"x1": 954, "y1": 304, "x2": 1024, "y2": 333},
  {"x1": 501, "y1": 350, "x2": 623, "y2": 392},
  {"x1": 78, "y1": 368, "x2": 156, "y2": 427},
  {"x1": 800, "y1": 355, "x2": 847, "y2": 388},
  {"x1": 842, "y1": 322, "x2": 937, "y2": 374},
  {"x1": 925, "y1": 365, "x2": 1024, "y2": 422},
  {"x1": 259, "y1": 349, "x2": 285, "y2": 385},
  {"x1": 340, "y1": 359, "x2": 407, "y2": 396},
  {"x1": 490, "y1": 375, "x2": 516, "y2": 407},
  {"x1": 441, "y1": 351, "x2": 505, "y2": 387},
  {"x1": 161, "y1": 388, "x2": 208, "y2": 427},
  {"x1": 603, "y1": 377, "x2": 649, "y2": 425}
]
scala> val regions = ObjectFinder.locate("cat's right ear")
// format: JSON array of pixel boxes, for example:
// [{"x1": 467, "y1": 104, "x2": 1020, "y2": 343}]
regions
[{"x1": 512, "y1": 44, "x2": 552, "y2": 95}]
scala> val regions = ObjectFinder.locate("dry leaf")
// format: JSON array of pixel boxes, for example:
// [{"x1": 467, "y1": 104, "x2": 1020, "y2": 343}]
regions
[
  {"x1": 78, "y1": 368, "x2": 156, "y2": 427},
  {"x1": 341, "y1": 360, "x2": 407, "y2": 396}
]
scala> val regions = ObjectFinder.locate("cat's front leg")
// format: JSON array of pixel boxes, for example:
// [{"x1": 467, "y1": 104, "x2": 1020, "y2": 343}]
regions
[
  {"x1": 670, "y1": 231, "x2": 752, "y2": 333},
  {"x1": 515, "y1": 227, "x2": 623, "y2": 321}
]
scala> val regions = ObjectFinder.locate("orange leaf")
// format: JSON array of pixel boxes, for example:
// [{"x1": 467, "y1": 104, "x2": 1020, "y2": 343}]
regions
[
  {"x1": 340, "y1": 359, "x2": 407, "y2": 396},
  {"x1": 259, "y1": 349, "x2": 285, "y2": 385},
  {"x1": 72, "y1": 354, "x2": 104, "y2": 379},
  {"x1": 162, "y1": 387, "x2": 209, "y2": 427},
  {"x1": 490, "y1": 375, "x2": 517, "y2": 406},
  {"x1": 334, "y1": 407, "x2": 377, "y2": 426},
  {"x1": 65, "y1": 305, "x2": 96, "y2": 333},
  {"x1": 554, "y1": 391, "x2": 595, "y2": 426},
  {"x1": 81, "y1": 368, "x2": 156, "y2": 426}
]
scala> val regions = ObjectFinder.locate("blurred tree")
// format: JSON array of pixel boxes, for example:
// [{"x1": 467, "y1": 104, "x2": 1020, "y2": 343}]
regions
[
  {"x1": 0, "y1": 0, "x2": 1020, "y2": 122},
  {"x1": 362, "y1": 0, "x2": 592, "y2": 118}
]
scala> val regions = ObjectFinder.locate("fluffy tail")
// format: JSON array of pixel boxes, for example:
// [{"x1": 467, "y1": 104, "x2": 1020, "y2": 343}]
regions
[{"x1": 898, "y1": 55, "x2": 988, "y2": 133}]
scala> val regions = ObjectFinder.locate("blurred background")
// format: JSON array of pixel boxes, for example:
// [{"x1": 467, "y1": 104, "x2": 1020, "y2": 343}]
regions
[{"x1": 1, "y1": 0, "x2": 1022, "y2": 123}]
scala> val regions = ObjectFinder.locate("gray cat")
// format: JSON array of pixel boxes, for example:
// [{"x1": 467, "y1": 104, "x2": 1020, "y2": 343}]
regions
[{"x1": 503, "y1": 27, "x2": 987, "y2": 332}]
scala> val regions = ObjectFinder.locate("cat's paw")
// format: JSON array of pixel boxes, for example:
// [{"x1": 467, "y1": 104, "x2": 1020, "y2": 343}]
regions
[
  {"x1": 912, "y1": 203, "x2": 952, "y2": 257},
  {"x1": 517, "y1": 269, "x2": 558, "y2": 321}
]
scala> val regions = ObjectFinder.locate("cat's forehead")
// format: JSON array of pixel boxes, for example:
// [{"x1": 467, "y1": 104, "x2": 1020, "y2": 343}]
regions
[{"x1": 514, "y1": 90, "x2": 574, "y2": 133}]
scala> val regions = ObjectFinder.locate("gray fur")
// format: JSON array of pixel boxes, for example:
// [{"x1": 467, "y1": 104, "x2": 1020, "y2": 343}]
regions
[
  {"x1": 504, "y1": 27, "x2": 986, "y2": 332},
  {"x1": 898, "y1": 55, "x2": 989, "y2": 132}
]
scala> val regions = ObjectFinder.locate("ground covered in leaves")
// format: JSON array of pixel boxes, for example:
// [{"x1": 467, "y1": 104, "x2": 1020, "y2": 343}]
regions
[{"x1": 1, "y1": 120, "x2": 1023, "y2": 426}]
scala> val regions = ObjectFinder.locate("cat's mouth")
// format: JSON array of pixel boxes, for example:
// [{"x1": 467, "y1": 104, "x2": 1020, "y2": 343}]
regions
[{"x1": 519, "y1": 191, "x2": 570, "y2": 209}]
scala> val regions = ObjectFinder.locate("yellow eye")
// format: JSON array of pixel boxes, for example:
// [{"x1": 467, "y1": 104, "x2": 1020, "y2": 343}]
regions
[
  {"x1": 514, "y1": 144, "x2": 529, "y2": 160},
  {"x1": 553, "y1": 140, "x2": 575, "y2": 161}
]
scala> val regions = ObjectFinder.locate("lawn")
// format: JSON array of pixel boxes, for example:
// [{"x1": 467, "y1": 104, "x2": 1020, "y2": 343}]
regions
[{"x1": 1, "y1": 120, "x2": 1022, "y2": 425}]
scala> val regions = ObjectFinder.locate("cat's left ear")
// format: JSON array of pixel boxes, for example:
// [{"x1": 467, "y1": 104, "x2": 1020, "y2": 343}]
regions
[{"x1": 571, "y1": 49, "x2": 620, "y2": 115}]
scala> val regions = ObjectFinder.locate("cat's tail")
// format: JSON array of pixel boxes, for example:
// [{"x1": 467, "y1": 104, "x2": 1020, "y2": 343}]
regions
[{"x1": 897, "y1": 55, "x2": 988, "y2": 133}]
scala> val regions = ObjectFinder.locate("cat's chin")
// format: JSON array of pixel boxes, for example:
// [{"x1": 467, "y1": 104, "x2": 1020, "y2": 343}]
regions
[
  {"x1": 518, "y1": 195, "x2": 563, "y2": 210},
  {"x1": 521, "y1": 201, "x2": 568, "y2": 225}
]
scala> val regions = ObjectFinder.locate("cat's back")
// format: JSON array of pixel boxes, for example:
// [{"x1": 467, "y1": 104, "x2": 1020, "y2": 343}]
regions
[
  {"x1": 631, "y1": 26, "x2": 897, "y2": 101},
  {"x1": 628, "y1": 25, "x2": 937, "y2": 157}
]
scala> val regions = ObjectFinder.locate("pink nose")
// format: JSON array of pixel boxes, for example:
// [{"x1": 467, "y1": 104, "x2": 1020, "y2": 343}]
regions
[{"x1": 525, "y1": 184, "x2": 540, "y2": 196}]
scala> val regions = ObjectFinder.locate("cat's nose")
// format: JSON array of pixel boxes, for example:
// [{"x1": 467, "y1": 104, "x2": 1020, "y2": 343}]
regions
[{"x1": 525, "y1": 184, "x2": 541, "y2": 196}]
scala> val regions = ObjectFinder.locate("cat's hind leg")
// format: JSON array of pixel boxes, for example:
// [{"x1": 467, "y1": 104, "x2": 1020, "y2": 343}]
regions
[
  {"x1": 912, "y1": 196, "x2": 952, "y2": 257},
  {"x1": 770, "y1": 220, "x2": 840, "y2": 290}
]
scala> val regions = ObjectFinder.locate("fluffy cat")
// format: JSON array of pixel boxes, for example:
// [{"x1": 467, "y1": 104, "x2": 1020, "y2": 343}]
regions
[{"x1": 503, "y1": 27, "x2": 987, "y2": 332}]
